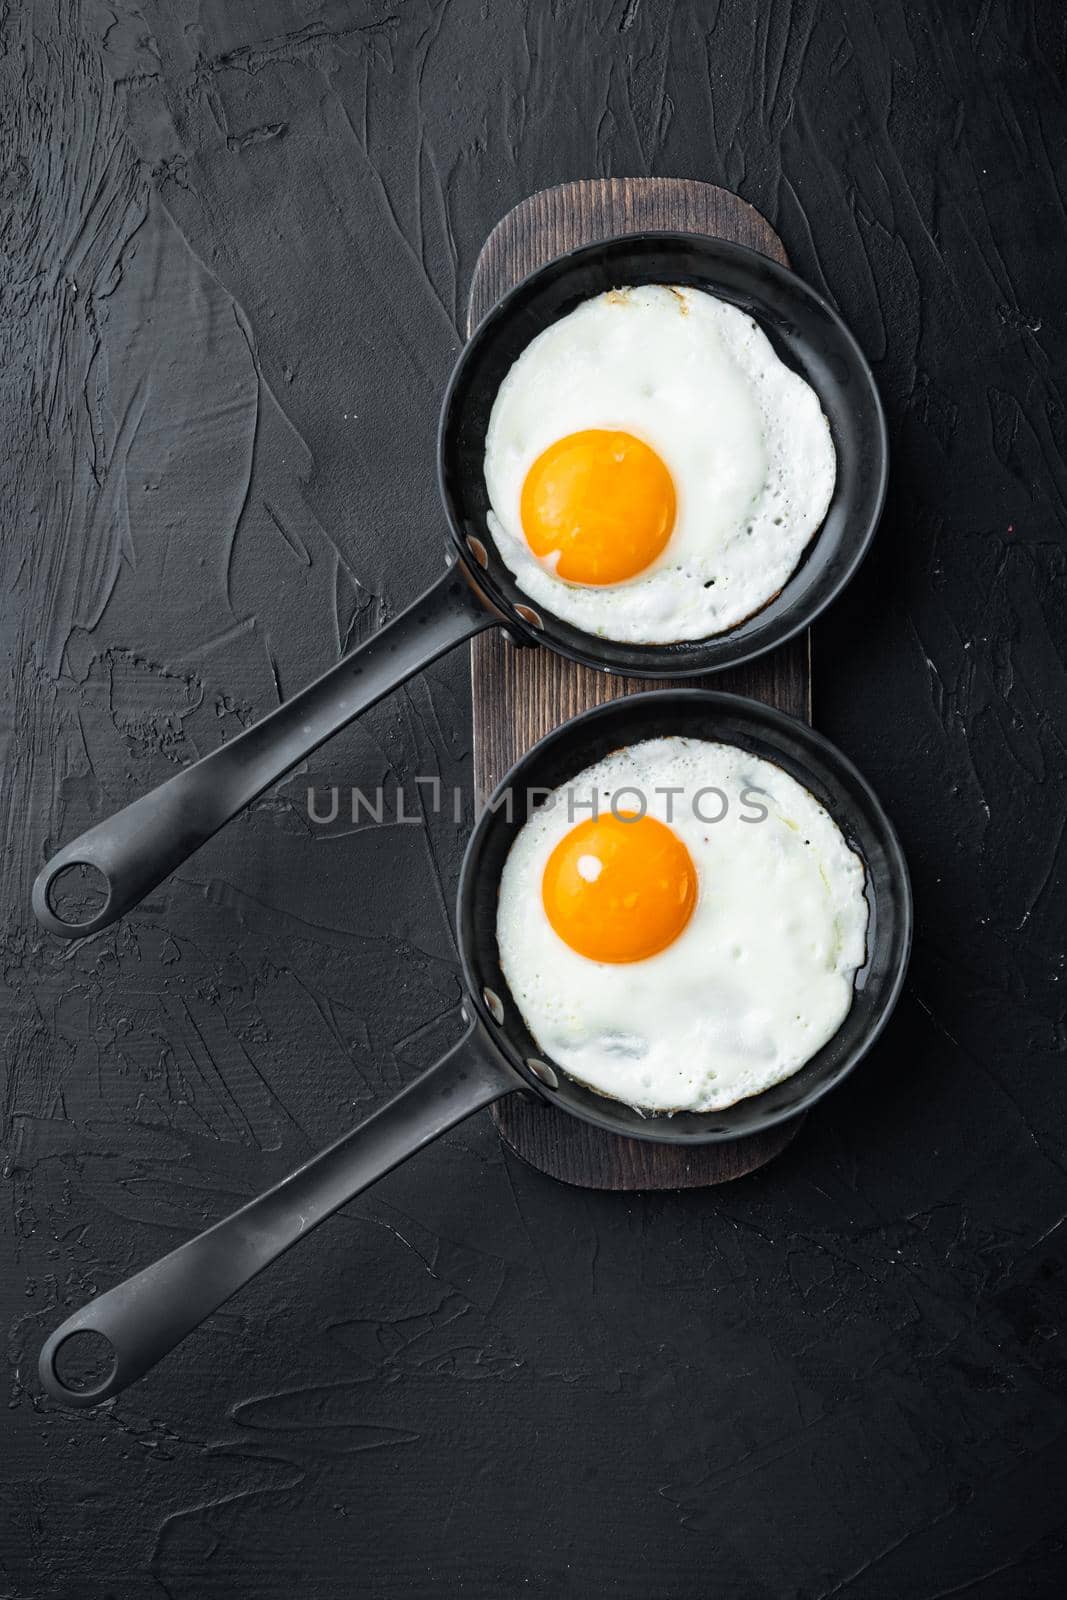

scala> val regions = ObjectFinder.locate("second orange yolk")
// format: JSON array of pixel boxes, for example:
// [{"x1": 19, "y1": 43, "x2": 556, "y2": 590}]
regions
[
  {"x1": 520, "y1": 429, "x2": 676, "y2": 586},
  {"x1": 541, "y1": 812, "x2": 697, "y2": 964}
]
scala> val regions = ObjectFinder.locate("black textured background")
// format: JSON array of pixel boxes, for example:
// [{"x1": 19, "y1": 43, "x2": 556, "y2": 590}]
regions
[{"x1": 3, "y1": 3, "x2": 1066, "y2": 1597}]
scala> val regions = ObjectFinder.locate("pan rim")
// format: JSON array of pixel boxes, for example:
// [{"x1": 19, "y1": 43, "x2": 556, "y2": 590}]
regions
[
  {"x1": 457, "y1": 688, "x2": 912, "y2": 1145},
  {"x1": 438, "y1": 230, "x2": 890, "y2": 675}
]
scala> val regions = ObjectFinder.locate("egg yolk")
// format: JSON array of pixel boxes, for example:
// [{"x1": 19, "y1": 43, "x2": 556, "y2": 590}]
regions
[
  {"x1": 541, "y1": 812, "x2": 697, "y2": 963},
  {"x1": 520, "y1": 429, "x2": 676, "y2": 585}
]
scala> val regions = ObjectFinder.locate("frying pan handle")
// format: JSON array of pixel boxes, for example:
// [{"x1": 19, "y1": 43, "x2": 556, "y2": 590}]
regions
[
  {"x1": 39, "y1": 1012, "x2": 520, "y2": 1407},
  {"x1": 32, "y1": 565, "x2": 495, "y2": 938}
]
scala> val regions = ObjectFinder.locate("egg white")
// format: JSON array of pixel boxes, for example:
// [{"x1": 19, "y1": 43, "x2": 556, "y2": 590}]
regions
[
  {"x1": 483, "y1": 285, "x2": 836, "y2": 644},
  {"x1": 495, "y1": 738, "x2": 868, "y2": 1113}
]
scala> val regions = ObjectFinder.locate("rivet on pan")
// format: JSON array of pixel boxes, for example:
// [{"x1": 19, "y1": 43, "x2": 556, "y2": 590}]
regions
[
  {"x1": 514, "y1": 604, "x2": 544, "y2": 631},
  {"x1": 482, "y1": 987, "x2": 504, "y2": 1024},
  {"x1": 466, "y1": 536, "x2": 489, "y2": 569},
  {"x1": 526, "y1": 1058, "x2": 558, "y2": 1089}
]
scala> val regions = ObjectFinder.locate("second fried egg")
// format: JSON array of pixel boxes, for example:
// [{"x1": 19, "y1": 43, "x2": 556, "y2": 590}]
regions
[{"x1": 496, "y1": 738, "x2": 869, "y2": 1113}]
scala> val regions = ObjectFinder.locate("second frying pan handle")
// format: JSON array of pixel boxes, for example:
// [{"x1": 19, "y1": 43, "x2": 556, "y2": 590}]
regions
[
  {"x1": 33, "y1": 566, "x2": 495, "y2": 938},
  {"x1": 39, "y1": 1013, "x2": 520, "y2": 1407}
]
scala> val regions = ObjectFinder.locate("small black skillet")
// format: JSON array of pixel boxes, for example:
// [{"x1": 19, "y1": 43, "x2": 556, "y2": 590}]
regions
[
  {"x1": 39, "y1": 689, "x2": 911, "y2": 1408},
  {"x1": 33, "y1": 233, "x2": 887, "y2": 939}
]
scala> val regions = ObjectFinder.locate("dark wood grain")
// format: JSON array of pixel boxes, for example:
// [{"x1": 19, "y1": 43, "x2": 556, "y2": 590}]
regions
[{"x1": 468, "y1": 178, "x2": 808, "y2": 1189}]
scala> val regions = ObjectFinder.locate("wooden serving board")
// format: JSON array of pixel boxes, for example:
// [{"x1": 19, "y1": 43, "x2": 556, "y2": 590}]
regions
[{"x1": 470, "y1": 178, "x2": 807, "y2": 1189}]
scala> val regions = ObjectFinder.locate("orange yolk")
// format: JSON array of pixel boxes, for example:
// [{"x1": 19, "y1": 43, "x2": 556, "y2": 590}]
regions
[
  {"x1": 541, "y1": 812, "x2": 697, "y2": 963},
  {"x1": 520, "y1": 429, "x2": 676, "y2": 585}
]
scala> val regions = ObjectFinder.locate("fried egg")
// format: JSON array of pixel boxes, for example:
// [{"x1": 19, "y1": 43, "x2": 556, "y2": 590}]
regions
[
  {"x1": 495, "y1": 738, "x2": 868, "y2": 1113},
  {"x1": 482, "y1": 285, "x2": 835, "y2": 643}
]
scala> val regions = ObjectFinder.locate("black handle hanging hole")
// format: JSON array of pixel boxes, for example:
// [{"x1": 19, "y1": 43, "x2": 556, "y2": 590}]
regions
[
  {"x1": 46, "y1": 863, "x2": 110, "y2": 925},
  {"x1": 51, "y1": 1330, "x2": 118, "y2": 1395}
]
